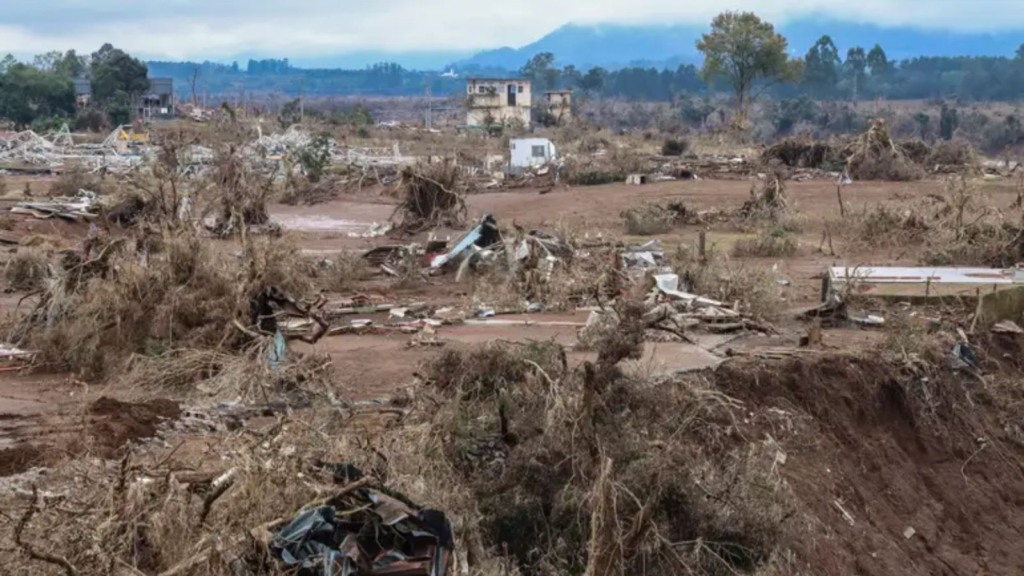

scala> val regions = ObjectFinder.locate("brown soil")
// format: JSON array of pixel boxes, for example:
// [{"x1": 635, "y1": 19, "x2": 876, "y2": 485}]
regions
[
  {"x1": 4, "y1": 174, "x2": 1024, "y2": 572},
  {"x1": 87, "y1": 397, "x2": 181, "y2": 457},
  {"x1": 717, "y1": 353, "x2": 1024, "y2": 576},
  {"x1": 0, "y1": 443, "x2": 44, "y2": 476}
]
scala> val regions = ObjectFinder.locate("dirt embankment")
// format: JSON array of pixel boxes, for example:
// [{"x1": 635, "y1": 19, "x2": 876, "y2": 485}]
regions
[
  {"x1": 0, "y1": 396, "x2": 181, "y2": 477},
  {"x1": 716, "y1": 351, "x2": 1024, "y2": 575},
  {"x1": 88, "y1": 397, "x2": 182, "y2": 457}
]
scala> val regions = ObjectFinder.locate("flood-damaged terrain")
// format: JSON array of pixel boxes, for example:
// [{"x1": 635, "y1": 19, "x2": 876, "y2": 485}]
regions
[{"x1": 1, "y1": 122, "x2": 1023, "y2": 576}]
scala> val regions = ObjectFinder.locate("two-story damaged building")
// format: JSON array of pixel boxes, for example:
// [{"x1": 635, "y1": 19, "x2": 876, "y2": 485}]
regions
[
  {"x1": 136, "y1": 78, "x2": 175, "y2": 120},
  {"x1": 544, "y1": 90, "x2": 573, "y2": 124},
  {"x1": 465, "y1": 78, "x2": 531, "y2": 128}
]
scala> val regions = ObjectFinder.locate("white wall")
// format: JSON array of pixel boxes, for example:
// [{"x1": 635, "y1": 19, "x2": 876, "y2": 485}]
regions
[{"x1": 509, "y1": 138, "x2": 556, "y2": 169}]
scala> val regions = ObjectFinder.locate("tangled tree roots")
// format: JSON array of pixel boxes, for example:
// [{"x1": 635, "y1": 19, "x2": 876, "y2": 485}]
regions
[
  {"x1": 206, "y1": 146, "x2": 280, "y2": 237},
  {"x1": 846, "y1": 119, "x2": 924, "y2": 181},
  {"x1": 762, "y1": 139, "x2": 844, "y2": 170},
  {"x1": 5, "y1": 229, "x2": 315, "y2": 379},
  {"x1": 740, "y1": 163, "x2": 789, "y2": 219},
  {"x1": 391, "y1": 161, "x2": 468, "y2": 233}
]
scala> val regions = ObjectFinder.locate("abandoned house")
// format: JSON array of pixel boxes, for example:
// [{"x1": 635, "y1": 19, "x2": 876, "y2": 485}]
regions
[
  {"x1": 544, "y1": 90, "x2": 573, "y2": 124},
  {"x1": 135, "y1": 77, "x2": 175, "y2": 120},
  {"x1": 72, "y1": 78, "x2": 91, "y2": 107},
  {"x1": 465, "y1": 78, "x2": 532, "y2": 128}
]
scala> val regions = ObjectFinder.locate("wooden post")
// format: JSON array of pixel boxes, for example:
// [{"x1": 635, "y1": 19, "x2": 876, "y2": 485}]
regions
[
  {"x1": 698, "y1": 230, "x2": 707, "y2": 263},
  {"x1": 836, "y1": 182, "x2": 847, "y2": 218}
]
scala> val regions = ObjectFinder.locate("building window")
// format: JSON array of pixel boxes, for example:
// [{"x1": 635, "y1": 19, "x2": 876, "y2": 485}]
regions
[
  {"x1": 518, "y1": 85, "x2": 524, "y2": 93},
  {"x1": 467, "y1": 85, "x2": 472, "y2": 94},
  {"x1": 478, "y1": 85, "x2": 487, "y2": 94},
  {"x1": 531, "y1": 145, "x2": 546, "y2": 158}
]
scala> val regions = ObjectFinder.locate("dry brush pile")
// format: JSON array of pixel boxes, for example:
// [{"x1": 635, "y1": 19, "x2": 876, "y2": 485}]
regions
[
  {"x1": 842, "y1": 175, "x2": 1024, "y2": 266},
  {"x1": 2, "y1": 231, "x2": 314, "y2": 380},
  {"x1": 390, "y1": 161, "x2": 469, "y2": 234},
  {"x1": 0, "y1": 298, "x2": 803, "y2": 576},
  {"x1": 762, "y1": 119, "x2": 979, "y2": 181},
  {"x1": 1, "y1": 144, "x2": 330, "y2": 383}
]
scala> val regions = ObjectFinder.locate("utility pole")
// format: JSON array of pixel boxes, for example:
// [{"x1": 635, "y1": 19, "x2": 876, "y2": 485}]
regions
[
  {"x1": 299, "y1": 76, "x2": 305, "y2": 123},
  {"x1": 425, "y1": 77, "x2": 432, "y2": 129}
]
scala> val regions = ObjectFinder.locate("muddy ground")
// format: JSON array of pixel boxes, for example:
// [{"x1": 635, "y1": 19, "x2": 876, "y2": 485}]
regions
[
  {"x1": 1, "y1": 174, "x2": 1023, "y2": 575},
  {"x1": 1, "y1": 176, "x2": 1018, "y2": 462}
]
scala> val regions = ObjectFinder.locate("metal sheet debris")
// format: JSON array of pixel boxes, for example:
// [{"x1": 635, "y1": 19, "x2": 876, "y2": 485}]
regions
[
  {"x1": 11, "y1": 189, "x2": 99, "y2": 221},
  {"x1": 829, "y1": 266, "x2": 1024, "y2": 285},
  {"x1": 268, "y1": 477, "x2": 453, "y2": 576},
  {"x1": 653, "y1": 274, "x2": 729, "y2": 309}
]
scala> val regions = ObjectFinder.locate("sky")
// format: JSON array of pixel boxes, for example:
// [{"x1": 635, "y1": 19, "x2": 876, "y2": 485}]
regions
[{"x1": 2, "y1": 0, "x2": 1022, "y2": 62}]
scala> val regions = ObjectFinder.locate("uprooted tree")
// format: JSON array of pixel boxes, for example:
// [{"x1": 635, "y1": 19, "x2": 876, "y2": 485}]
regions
[
  {"x1": 846, "y1": 118, "x2": 924, "y2": 181},
  {"x1": 391, "y1": 161, "x2": 468, "y2": 234}
]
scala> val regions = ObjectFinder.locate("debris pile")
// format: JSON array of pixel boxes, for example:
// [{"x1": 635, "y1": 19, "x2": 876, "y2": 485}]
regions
[
  {"x1": 762, "y1": 138, "x2": 844, "y2": 170},
  {"x1": 11, "y1": 189, "x2": 99, "y2": 222},
  {"x1": 204, "y1": 148, "x2": 281, "y2": 237},
  {"x1": 390, "y1": 162, "x2": 468, "y2": 234},
  {"x1": 0, "y1": 125, "x2": 148, "y2": 174},
  {"x1": 740, "y1": 163, "x2": 789, "y2": 219},
  {"x1": 845, "y1": 119, "x2": 923, "y2": 181},
  {"x1": 261, "y1": 475, "x2": 453, "y2": 576}
]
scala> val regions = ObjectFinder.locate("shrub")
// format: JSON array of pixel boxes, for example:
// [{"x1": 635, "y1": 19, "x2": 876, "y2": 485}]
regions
[
  {"x1": 661, "y1": 138, "x2": 690, "y2": 156},
  {"x1": 622, "y1": 204, "x2": 676, "y2": 236}
]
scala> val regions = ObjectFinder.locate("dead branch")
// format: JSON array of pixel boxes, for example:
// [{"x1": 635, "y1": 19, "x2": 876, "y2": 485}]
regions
[
  {"x1": 199, "y1": 467, "x2": 239, "y2": 525},
  {"x1": 14, "y1": 485, "x2": 78, "y2": 576}
]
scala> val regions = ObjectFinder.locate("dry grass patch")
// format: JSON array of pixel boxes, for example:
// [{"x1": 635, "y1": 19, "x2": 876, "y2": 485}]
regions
[
  {"x1": 732, "y1": 227, "x2": 799, "y2": 258},
  {"x1": 671, "y1": 244, "x2": 785, "y2": 321}
]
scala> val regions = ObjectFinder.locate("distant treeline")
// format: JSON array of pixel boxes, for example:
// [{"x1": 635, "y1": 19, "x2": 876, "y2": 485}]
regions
[{"x1": 149, "y1": 43, "x2": 1024, "y2": 102}]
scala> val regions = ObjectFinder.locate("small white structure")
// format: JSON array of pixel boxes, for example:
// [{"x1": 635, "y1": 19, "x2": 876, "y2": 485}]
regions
[{"x1": 509, "y1": 138, "x2": 556, "y2": 170}]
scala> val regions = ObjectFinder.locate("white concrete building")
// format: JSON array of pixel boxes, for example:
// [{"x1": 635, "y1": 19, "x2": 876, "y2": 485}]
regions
[{"x1": 466, "y1": 78, "x2": 532, "y2": 128}]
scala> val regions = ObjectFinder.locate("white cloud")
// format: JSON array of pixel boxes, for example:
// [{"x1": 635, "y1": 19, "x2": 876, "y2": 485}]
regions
[{"x1": 1, "y1": 0, "x2": 1022, "y2": 61}]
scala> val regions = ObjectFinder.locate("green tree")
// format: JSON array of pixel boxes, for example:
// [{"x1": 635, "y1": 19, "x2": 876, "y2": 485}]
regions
[
  {"x1": 32, "y1": 51, "x2": 63, "y2": 72},
  {"x1": 0, "y1": 63, "x2": 75, "y2": 128},
  {"x1": 802, "y1": 35, "x2": 841, "y2": 96},
  {"x1": 521, "y1": 52, "x2": 558, "y2": 91},
  {"x1": 0, "y1": 54, "x2": 16, "y2": 74},
  {"x1": 297, "y1": 133, "x2": 332, "y2": 183},
  {"x1": 279, "y1": 98, "x2": 301, "y2": 128},
  {"x1": 845, "y1": 47, "x2": 867, "y2": 101},
  {"x1": 56, "y1": 50, "x2": 88, "y2": 79},
  {"x1": 914, "y1": 112, "x2": 931, "y2": 139},
  {"x1": 89, "y1": 43, "x2": 149, "y2": 105},
  {"x1": 560, "y1": 65, "x2": 581, "y2": 90},
  {"x1": 696, "y1": 11, "x2": 801, "y2": 121},
  {"x1": 939, "y1": 104, "x2": 959, "y2": 140},
  {"x1": 867, "y1": 44, "x2": 890, "y2": 77},
  {"x1": 579, "y1": 67, "x2": 606, "y2": 95}
]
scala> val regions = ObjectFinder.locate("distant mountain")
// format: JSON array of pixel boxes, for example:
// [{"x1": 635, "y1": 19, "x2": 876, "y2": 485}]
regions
[
  {"x1": 288, "y1": 51, "x2": 471, "y2": 71},
  {"x1": 459, "y1": 23, "x2": 705, "y2": 71},
  {"x1": 455, "y1": 20, "x2": 1024, "y2": 72}
]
